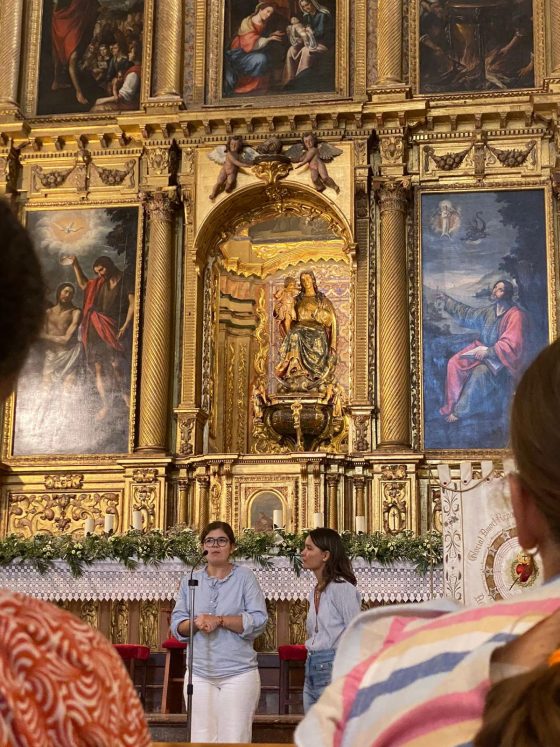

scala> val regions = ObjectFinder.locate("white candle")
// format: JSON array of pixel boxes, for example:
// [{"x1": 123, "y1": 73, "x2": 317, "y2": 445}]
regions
[
  {"x1": 273, "y1": 509, "x2": 283, "y2": 529},
  {"x1": 313, "y1": 512, "x2": 324, "y2": 528},
  {"x1": 132, "y1": 510, "x2": 143, "y2": 531},
  {"x1": 355, "y1": 515, "x2": 366, "y2": 534},
  {"x1": 84, "y1": 518, "x2": 95, "y2": 535},
  {"x1": 104, "y1": 513, "x2": 114, "y2": 534}
]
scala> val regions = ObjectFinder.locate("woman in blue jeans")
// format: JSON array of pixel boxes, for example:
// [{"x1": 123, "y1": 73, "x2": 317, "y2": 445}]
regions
[{"x1": 301, "y1": 528, "x2": 361, "y2": 712}]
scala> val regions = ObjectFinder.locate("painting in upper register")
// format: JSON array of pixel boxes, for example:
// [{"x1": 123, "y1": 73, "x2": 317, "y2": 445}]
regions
[
  {"x1": 37, "y1": 0, "x2": 144, "y2": 116},
  {"x1": 222, "y1": 0, "x2": 336, "y2": 98},
  {"x1": 421, "y1": 189, "x2": 549, "y2": 450},
  {"x1": 419, "y1": 0, "x2": 534, "y2": 94},
  {"x1": 13, "y1": 207, "x2": 139, "y2": 455}
]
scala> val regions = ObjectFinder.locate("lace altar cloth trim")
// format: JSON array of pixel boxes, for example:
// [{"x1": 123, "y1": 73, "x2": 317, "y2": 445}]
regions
[{"x1": 0, "y1": 558, "x2": 443, "y2": 602}]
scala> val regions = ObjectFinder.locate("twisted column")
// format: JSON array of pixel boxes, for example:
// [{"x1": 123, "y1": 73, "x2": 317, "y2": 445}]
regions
[
  {"x1": 552, "y1": 0, "x2": 560, "y2": 75},
  {"x1": 137, "y1": 191, "x2": 178, "y2": 451},
  {"x1": 376, "y1": 0, "x2": 403, "y2": 85},
  {"x1": 197, "y1": 475, "x2": 210, "y2": 530},
  {"x1": 377, "y1": 180, "x2": 411, "y2": 448},
  {"x1": 152, "y1": 0, "x2": 183, "y2": 97},
  {"x1": 326, "y1": 474, "x2": 339, "y2": 530},
  {"x1": 0, "y1": 1, "x2": 23, "y2": 109}
]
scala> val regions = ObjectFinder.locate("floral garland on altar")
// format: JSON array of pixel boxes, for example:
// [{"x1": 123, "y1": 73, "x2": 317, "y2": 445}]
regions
[{"x1": 0, "y1": 527, "x2": 443, "y2": 578}]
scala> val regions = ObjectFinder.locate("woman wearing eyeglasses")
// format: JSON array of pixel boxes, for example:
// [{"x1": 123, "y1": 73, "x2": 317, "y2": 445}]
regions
[{"x1": 170, "y1": 521, "x2": 268, "y2": 743}]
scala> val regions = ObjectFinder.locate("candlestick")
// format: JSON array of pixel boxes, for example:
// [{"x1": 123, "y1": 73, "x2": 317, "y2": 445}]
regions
[
  {"x1": 273, "y1": 509, "x2": 283, "y2": 529},
  {"x1": 84, "y1": 517, "x2": 95, "y2": 535},
  {"x1": 132, "y1": 510, "x2": 143, "y2": 531},
  {"x1": 104, "y1": 513, "x2": 114, "y2": 534},
  {"x1": 355, "y1": 515, "x2": 366, "y2": 534},
  {"x1": 313, "y1": 512, "x2": 324, "y2": 528}
]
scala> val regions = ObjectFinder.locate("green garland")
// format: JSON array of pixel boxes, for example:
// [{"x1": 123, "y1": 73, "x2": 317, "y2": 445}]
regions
[{"x1": 0, "y1": 527, "x2": 443, "y2": 578}]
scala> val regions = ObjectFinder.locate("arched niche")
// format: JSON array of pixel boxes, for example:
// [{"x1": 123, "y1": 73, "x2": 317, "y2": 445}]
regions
[
  {"x1": 191, "y1": 181, "x2": 356, "y2": 456},
  {"x1": 245, "y1": 489, "x2": 287, "y2": 532}
]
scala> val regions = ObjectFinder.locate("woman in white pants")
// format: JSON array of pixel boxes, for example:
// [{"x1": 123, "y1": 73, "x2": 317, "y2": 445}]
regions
[{"x1": 171, "y1": 521, "x2": 268, "y2": 742}]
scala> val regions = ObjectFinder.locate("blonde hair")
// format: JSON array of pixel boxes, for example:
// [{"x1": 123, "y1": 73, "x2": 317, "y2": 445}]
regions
[{"x1": 510, "y1": 338, "x2": 560, "y2": 544}]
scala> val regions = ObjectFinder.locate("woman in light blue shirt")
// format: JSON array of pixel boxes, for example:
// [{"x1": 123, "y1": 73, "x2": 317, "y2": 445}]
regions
[
  {"x1": 171, "y1": 521, "x2": 268, "y2": 742},
  {"x1": 301, "y1": 527, "x2": 361, "y2": 712}
]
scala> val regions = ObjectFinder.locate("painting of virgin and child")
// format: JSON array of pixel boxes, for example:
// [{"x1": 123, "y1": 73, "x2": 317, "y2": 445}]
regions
[
  {"x1": 421, "y1": 190, "x2": 549, "y2": 450},
  {"x1": 222, "y1": 0, "x2": 336, "y2": 97}
]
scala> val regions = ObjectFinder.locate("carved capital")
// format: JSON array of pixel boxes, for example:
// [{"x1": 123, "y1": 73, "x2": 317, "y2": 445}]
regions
[
  {"x1": 374, "y1": 178, "x2": 411, "y2": 214},
  {"x1": 142, "y1": 189, "x2": 179, "y2": 222}
]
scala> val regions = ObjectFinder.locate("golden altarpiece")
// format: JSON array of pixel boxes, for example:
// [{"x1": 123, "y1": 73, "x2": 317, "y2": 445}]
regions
[{"x1": 0, "y1": 0, "x2": 558, "y2": 649}]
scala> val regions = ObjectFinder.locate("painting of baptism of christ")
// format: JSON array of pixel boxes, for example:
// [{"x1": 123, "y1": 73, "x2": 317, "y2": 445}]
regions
[
  {"x1": 418, "y1": 0, "x2": 535, "y2": 94},
  {"x1": 13, "y1": 207, "x2": 139, "y2": 455},
  {"x1": 421, "y1": 189, "x2": 549, "y2": 450},
  {"x1": 37, "y1": 0, "x2": 144, "y2": 116},
  {"x1": 222, "y1": 0, "x2": 336, "y2": 98}
]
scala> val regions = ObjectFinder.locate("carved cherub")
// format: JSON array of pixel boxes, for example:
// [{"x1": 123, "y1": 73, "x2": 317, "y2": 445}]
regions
[
  {"x1": 286, "y1": 133, "x2": 342, "y2": 194},
  {"x1": 273, "y1": 276, "x2": 298, "y2": 335},
  {"x1": 252, "y1": 381, "x2": 270, "y2": 421},
  {"x1": 208, "y1": 136, "x2": 258, "y2": 200}
]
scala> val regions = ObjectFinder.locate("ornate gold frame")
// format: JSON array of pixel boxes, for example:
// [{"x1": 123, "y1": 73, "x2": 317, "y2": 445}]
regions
[
  {"x1": 19, "y1": 0, "x2": 154, "y2": 118},
  {"x1": 204, "y1": 0, "x2": 351, "y2": 105},
  {"x1": 2, "y1": 201, "x2": 144, "y2": 462},
  {"x1": 415, "y1": 181, "x2": 557, "y2": 457},
  {"x1": 409, "y1": 0, "x2": 546, "y2": 98}
]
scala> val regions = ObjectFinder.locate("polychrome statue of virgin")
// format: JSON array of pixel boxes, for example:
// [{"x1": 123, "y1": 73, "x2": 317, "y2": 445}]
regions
[{"x1": 274, "y1": 270, "x2": 337, "y2": 391}]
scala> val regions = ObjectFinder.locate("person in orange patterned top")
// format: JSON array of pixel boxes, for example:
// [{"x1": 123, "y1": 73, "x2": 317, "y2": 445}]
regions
[{"x1": 0, "y1": 198, "x2": 151, "y2": 747}]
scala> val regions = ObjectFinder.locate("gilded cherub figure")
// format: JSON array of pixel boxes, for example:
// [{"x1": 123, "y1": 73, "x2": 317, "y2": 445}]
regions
[
  {"x1": 286, "y1": 133, "x2": 342, "y2": 194},
  {"x1": 252, "y1": 381, "x2": 270, "y2": 421},
  {"x1": 273, "y1": 276, "x2": 298, "y2": 335},
  {"x1": 208, "y1": 136, "x2": 258, "y2": 200}
]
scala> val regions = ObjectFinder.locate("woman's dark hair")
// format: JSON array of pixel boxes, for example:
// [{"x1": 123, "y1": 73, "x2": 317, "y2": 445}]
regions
[
  {"x1": 0, "y1": 199, "x2": 45, "y2": 381},
  {"x1": 474, "y1": 662, "x2": 560, "y2": 747},
  {"x1": 510, "y1": 338, "x2": 560, "y2": 544},
  {"x1": 308, "y1": 528, "x2": 356, "y2": 587},
  {"x1": 200, "y1": 521, "x2": 236, "y2": 545}
]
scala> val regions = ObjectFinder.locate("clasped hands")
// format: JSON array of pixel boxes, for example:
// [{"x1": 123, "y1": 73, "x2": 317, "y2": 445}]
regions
[{"x1": 195, "y1": 613, "x2": 221, "y2": 634}]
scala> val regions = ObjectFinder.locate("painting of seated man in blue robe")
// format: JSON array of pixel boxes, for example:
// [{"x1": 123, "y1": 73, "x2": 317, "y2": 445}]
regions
[
  {"x1": 422, "y1": 189, "x2": 549, "y2": 450},
  {"x1": 222, "y1": 0, "x2": 336, "y2": 98}
]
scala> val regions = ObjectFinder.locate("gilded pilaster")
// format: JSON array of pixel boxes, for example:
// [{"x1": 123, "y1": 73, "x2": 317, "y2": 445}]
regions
[
  {"x1": 197, "y1": 475, "x2": 210, "y2": 530},
  {"x1": 376, "y1": 0, "x2": 404, "y2": 86},
  {"x1": 326, "y1": 473, "x2": 339, "y2": 530},
  {"x1": 0, "y1": 1, "x2": 23, "y2": 114},
  {"x1": 376, "y1": 179, "x2": 411, "y2": 449},
  {"x1": 137, "y1": 190, "x2": 178, "y2": 452},
  {"x1": 152, "y1": 0, "x2": 183, "y2": 98},
  {"x1": 552, "y1": 0, "x2": 560, "y2": 75}
]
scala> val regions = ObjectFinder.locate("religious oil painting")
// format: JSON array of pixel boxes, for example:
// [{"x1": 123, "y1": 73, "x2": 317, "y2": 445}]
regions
[
  {"x1": 222, "y1": 0, "x2": 336, "y2": 98},
  {"x1": 418, "y1": 0, "x2": 534, "y2": 94},
  {"x1": 421, "y1": 189, "x2": 548, "y2": 450},
  {"x1": 37, "y1": 0, "x2": 144, "y2": 116},
  {"x1": 250, "y1": 491, "x2": 283, "y2": 532},
  {"x1": 13, "y1": 207, "x2": 139, "y2": 455}
]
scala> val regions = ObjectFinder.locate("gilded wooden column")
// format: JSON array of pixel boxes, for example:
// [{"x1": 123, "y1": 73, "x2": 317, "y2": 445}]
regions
[
  {"x1": 197, "y1": 475, "x2": 210, "y2": 530},
  {"x1": 0, "y1": 1, "x2": 23, "y2": 111},
  {"x1": 552, "y1": 0, "x2": 560, "y2": 75},
  {"x1": 137, "y1": 190, "x2": 178, "y2": 452},
  {"x1": 177, "y1": 480, "x2": 189, "y2": 525},
  {"x1": 376, "y1": 0, "x2": 403, "y2": 85},
  {"x1": 376, "y1": 180, "x2": 411, "y2": 448},
  {"x1": 353, "y1": 475, "x2": 366, "y2": 517},
  {"x1": 326, "y1": 474, "x2": 339, "y2": 530},
  {"x1": 152, "y1": 0, "x2": 183, "y2": 97}
]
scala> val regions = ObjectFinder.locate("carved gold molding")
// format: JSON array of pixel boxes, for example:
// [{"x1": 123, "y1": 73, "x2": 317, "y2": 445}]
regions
[{"x1": 0, "y1": 1, "x2": 23, "y2": 110}]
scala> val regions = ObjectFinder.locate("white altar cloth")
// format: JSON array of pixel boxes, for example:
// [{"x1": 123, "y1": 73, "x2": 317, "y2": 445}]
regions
[{"x1": 0, "y1": 557, "x2": 443, "y2": 603}]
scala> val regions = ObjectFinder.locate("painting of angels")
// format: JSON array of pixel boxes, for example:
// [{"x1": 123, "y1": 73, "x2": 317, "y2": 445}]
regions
[
  {"x1": 419, "y1": 0, "x2": 534, "y2": 95},
  {"x1": 222, "y1": 0, "x2": 336, "y2": 98},
  {"x1": 37, "y1": 0, "x2": 144, "y2": 116},
  {"x1": 422, "y1": 189, "x2": 548, "y2": 450},
  {"x1": 13, "y1": 207, "x2": 138, "y2": 455}
]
